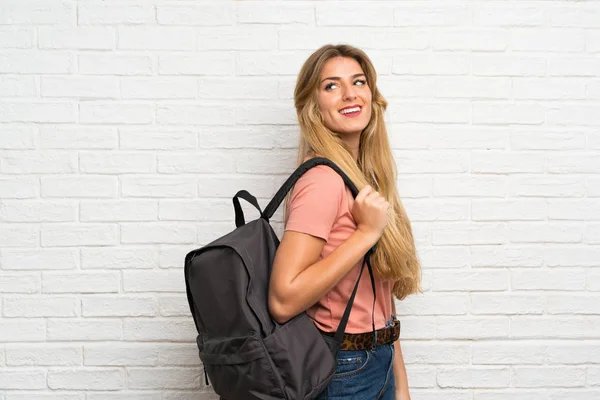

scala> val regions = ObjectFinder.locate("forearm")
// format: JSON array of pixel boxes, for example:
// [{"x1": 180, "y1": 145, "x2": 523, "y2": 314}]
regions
[{"x1": 392, "y1": 299, "x2": 410, "y2": 398}]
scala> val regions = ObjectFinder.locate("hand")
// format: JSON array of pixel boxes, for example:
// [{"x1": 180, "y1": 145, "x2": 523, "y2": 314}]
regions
[{"x1": 351, "y1": 185, "x2": 389, "y2": 243}]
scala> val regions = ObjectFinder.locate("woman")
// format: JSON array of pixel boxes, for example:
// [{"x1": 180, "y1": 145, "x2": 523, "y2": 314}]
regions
[{"x1": 268, "y1": 44, "x2": 422, "y2": 400}]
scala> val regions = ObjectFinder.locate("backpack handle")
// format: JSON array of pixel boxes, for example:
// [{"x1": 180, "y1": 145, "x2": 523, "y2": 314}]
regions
[{"x1": 233, "y1": 190, "x2": 263, "y2": 228}]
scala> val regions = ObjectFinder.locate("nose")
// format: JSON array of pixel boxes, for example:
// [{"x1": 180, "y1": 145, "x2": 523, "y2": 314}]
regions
[{"x1": 342, "y1": 83, "x2": 357, "y2": 101}]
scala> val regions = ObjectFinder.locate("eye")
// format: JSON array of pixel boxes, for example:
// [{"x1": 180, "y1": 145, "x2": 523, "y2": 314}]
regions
[{"x1": 324, "y1": 79, "x2": 367, "y2": 91}]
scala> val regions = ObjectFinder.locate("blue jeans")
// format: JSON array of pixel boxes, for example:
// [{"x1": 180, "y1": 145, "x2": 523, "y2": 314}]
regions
[{"x1": 315, "y1": 341, "x2": 395, "y2": 400}]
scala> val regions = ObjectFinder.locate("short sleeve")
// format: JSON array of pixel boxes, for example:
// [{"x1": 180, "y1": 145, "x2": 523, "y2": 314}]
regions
[{"x1": 284, "y1": 166, "x2": 344, "y2": 242}]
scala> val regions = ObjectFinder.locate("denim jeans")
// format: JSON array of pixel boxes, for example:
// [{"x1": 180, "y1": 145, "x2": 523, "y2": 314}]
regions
[{"x1": 315, "y1": 326, "x2": 396, "y2": 399}]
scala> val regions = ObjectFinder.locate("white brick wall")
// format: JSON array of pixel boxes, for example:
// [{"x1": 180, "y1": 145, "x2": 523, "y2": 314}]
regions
[{"x1": 0, "y1": 0, "x2": 599, "y2": 399}]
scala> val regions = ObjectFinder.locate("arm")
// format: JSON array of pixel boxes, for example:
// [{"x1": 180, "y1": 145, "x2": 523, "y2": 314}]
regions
[{"x1": 392, "y1": 298, "x2": 411, "y2": 400}]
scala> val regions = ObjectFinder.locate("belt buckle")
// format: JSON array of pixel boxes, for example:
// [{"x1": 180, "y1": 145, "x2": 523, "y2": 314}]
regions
[{"x1": 371, "y1": 330, "x2": 378, "y2": 350}]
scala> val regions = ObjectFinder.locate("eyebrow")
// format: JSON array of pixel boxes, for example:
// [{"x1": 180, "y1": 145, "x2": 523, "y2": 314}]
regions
[{"x1": 320, "y1": 73, "x2": 366, "y2": 83}]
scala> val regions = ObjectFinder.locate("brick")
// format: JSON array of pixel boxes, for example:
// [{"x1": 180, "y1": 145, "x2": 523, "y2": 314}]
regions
[
  {"x1": 157, "y1": 153, "x2": 236, "y2": 174},
  {"x1": 510, "y1": 176, "x2": 585, "y2": 198},
  {"x1": 316, "y1": 4, "x2": 393, "y2": 26},
  {"x1": 79, "y1": 103, "x2": 153, "y2": 124},
  {"x1": 548, "y1": 155, "x2": 600, "y2": 173},
  {"x1": 0, "y1": 1, "x2": 74, "y2": 25},
  {"x1": 0, "y1": 200, "x2": 75, "y2": 222},
  {"x1": 41, "y1": 176, "x2": 117, "y2": 198},
  {"x1": 473, "y1": 4, "x2": 543, "y2": 26},
  {"x1": 0, "y1": 369, "x2": 46, "y2": 389},
  {"x1": 157, "y1": 343, "x2": 200, "y2": 366},
  {"x1": 545, "y1": 246, "x2": 600, "y2": 267},
  {"x1": 80, "y1": 200, "x2": 157, "y2": 222},
  {"x1": 41, "y1": 224, "x2": 118, "y2": 247},
  {"x1": 237, "y1": 3, "x2": 311, "y2": 24},
  {"x1": 472, "y1": 342, "x2": 545, "y2": 364},
  {"x1": 404, "y1": 200, "x2": 469, "y2": 222},
  {"x1": 514, "y1": 366, "x2": 586, "y2": 388},
  {"x1": 417, "y1": 246, "x2": 469, "y2": 269},
  {"x1": 513, "y1": 77, "x2": 586, "y2": 100},
  {"x1": 198, "y1": 26, "x2": 276, "y2": 51},
  {"x1": 433, "y1": 29, "x2": 507, "y2": 51},
  {"x1": 118, "y1": 27, "x2": 195, "y2": 50},
  {"x1": 433, "y1": 270, "x2": 508, "y2": 291},
  {"x1": 123, "y1": 318, "x2": 196, "y2": 341},
  {"x1": 79, "y1": 152, "x2": 155, "y2": 174},
  {"x1": 432, "y1": 223, "x2": 507, "y2": 245},
  {"x1": 120, "y1": 223, "x2": 196, "y2": 245},
  {"x1": 48, "y1": 368, "x2": 123, "y2": 390},
  {"x1": 436, "y1": 317, "x2": 509, "y2": 339},
  {"x1": 510, "y1": 129, "x2": 586, "y2": 150},
  {"x1": 548, "y1": 5, "x2": 600, "y2": 28},
  {"x1": 120, "y1": 77, "x2": 197, "y2": 99},
  {"x1": 511, "y1": 29, "x2": 585, "y2": 52},
  {"x1": 0, "y1": 102, "x2": 76, "y2": 123},
  {"x1": 156, "y1": 104, "x2": 234, "y2": 125},
  {"x1": 0, "y1": 75, "x2": 36, "y2": 97},
  {"x1": 81, "y1": 247, "x2": 158, "y2": 270},
  {"x1": 1, "y1": 249, "x2": 78, "y2": 270},
  {"x1": 4, "y1": 296, "x2": 78, "y2": 317},
  {"x1": 38, "y1": 27, "x2": 115, "y2": 50},
  {"x1": 47, "y1": 319, "x2": 122, "y2": 341},
  {"x1": 0, "y1": 224, "x2": 39, "y2": 247},
  {"x1": 546, "y1": 343, "x2": 600, "y2": 364},
  {"x1": 0, "y1": 125, "x2": 36, "y2": 149},
  {"x1": 123, "y1": 270, "x2": 185, "y2": 293},
  {"x1": 472, "y1": 151, "x2": 545, "y2": 174},
  {"x1": 473, "y1": 103, "x2": 545, "y2": 125},
  {"x1": 6, "y1": 344, "x2": 81, "y2": 366},
  {"x1": 0, "y1": 319, "x2": 45, "y2": 341},
  {"x1": 0, "y1": 177, "x2": 38, "y2": 198},
  {"x1": 402, "y1": 342, "x2": 470, "y2": 365},
  {"x1": 434, "y1": 77, "x2": 510, "y2": 99},
  {"x1": 40, "y1": 126, "x2": 117, "y2": 149},
  {"x1": 549, "y1": 56, "x2": 600, "y2": 77},
  {"x1": 120, "y1": 127, "x2": 197, "y2": 150},
  {"x1": 471, "y1": 294, "x2": 545, "y2": 315},
  {"x1": 395, "y1": 294, "x2": 469, "y2": 316},
  {"x1": 511, "y1": 269, "x2": 586, "y2": 291},
  {"x1": 78, "y1": 3, "x2": 155, "y2": 25},
  {"x1": 84, "y1": 344, "x2": 158, "y2": 366},
  {"x1": 471, "y1": 199, "x2": 546, "y2": 221},
  {"x1": 82, "y1": 296, "x2": 157, "y2": 317},
  {"x1": 509, "y1": 222, "x2": 582, "y2": 243},
  {"x1": 158, "y1": 4, "x2": 234, "y2": 26},
  {"x1": 547, "y1": 294, "x2": 600, "y2": 315},
  {"x1": 128, "y1": 367, "x2": 202, "y2": 389},
  {"x1": 158, "y1": 296, "x2": 189, "y2": 317},
  {"x1": 0, "y1": 273, "x2": 39, "y2": 293},
  {"x1": 42, "y1": 76, "x2": 119, "y2": 98},
  {"x1": 78, "y1": 54, "x2": 153, "y2": 76},
  {"x1": 390, "y1": 102, "x2": 470, "y2": 123},
  {"x1": 395, "y1": 5, "x2": 469, "y2": 26},
  {"x1": 158, "y1": 53, "x2": 234, "y2": 76},
  {"x1": 438, "y1": 367, "x2": 510, "y2": 388},
  {"x1": 393, "y1": 150, "x2": 469, "y2": 173},
  {"x1": 471, "y1": 246, "x2": 543, "y2": 268},
  {"x1": 0, "y1": 51, "x2": 73, "y2": 74},
  {"x1": 42, "y1": 272, "x2": 119, "y2": 293},
  {"x1": 198, "y1": 77, "x2": 278, "y2": 99}
]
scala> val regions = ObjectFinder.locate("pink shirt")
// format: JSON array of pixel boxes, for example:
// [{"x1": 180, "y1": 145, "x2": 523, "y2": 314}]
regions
[{"x1": 284, "y1": 164, "x2": 393, "y2": 334}]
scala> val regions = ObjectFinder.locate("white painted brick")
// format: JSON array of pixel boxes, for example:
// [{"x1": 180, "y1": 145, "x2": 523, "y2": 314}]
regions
[
  {"x1": 1, "y1": 249, "x2": 78, "y2": 270},
  {"x1": 395, "y1": 294, "x2": 469, "y2": 316},
  {"x1": 121, "y1": 77, "x2": 197, "y2": 99},
  {"x1": 404, "y1": 366, "x2": 437, "y2": 388},
  {"x1": 514, "y1": 366, "x2": 586, "y2": 388},
  {"x1": 78, "y1": 3, "x2": 155, "y2": 25},
  {"x1": 0, "y1": 102, "x2": 76, "y2": 123},
  {"x1": 79, "y1": 152, "x2": 155, "y2": 174},
  {"x1": 472, "y1": 342, "x2": 545, "y2": 364},
  {"x1": 589, "y1": 179, "x2": 600, "y2": 197},
  {"x1": 433, "y1": 270, "x2": 508, "y2": 291},
  {"x1": 471, "y1": 294, "x2": 545, "y2": 315},
  {"x1": 42, "y1": 272, "x2": 119, "y2": 294},
  {"x1": 417, "y1": 247, "x2": 469, "y2": 269},
  {"x1": 118, "y1": 27, "x2": 195, "y2": 51},
  {"x1": 5, "y1": 394, "x2": 83, "y2": 400},
  {"x1": 158, "y1": 4, "x2": 234, "y2": 26},
  {"x1": 157, "y1": 152, "x2": 236, "y2": 174},
  {"x1": 471, "y1": 246, "x2": 543, "y2": 268},
  {"x1": 87, "y1": 394, "x2": 161, "y2": 400},
  {"x1": 42, "y1": 76, "x2": 119, "y2": 98},
  {"x1": 157, "y1": 343, "x2": 201, "y2": 366},
  {"x1": 473, "y1": 55, "x2": 546, "y2": 77},
  {"x1": 473, "y1": 4, "x2": 543, "y2": 27},
  {"x1": 79, "y1": 103, "x2": 154, "y2": 124},
  {"x1": 80, "y1": 200, "x2": 157, "y2": 222},
  {"x1": 590, "y1": 271, "x2": 600, "y2": 291},
  {"x1": 411, "y1": 391, "x2": 470, "y2": 400},
  {"x1": 549, "y1": 56, "x2": 600, "y2": 77},
  {"x1": 128, "y1": 367, "x2": 202, "y2": 389},
  {"x1": 120, "y1": 127, "x2": 197, "y2": 150},
  {"x1": 510, "y1": 129, "x2": 586, "y2": 150},
  {"x1": 159, "y1": 245, "x2": 196, "y2": 269},
  {"x1": 434, "y1": 176, "x2": 507, "y2": 198},
  {"x1": 123, "y1": 318, "x2": 196, "y2": 341},
  {"x1": 395, "y1": 5, "x2": 469, "y2": 26},
  {"x1": 40, "y1": 126, "x2": 117, "y2": 149},
  {"x1": 123, "y1": 270, "x2": 184, "y2": 293},
  {"x1": 393, "y1": 150, "x2": 469, "y2": 173},
  {"x1": 81, "y1": 247, "x2": 158, "y2": 270},
  {"x1": 471, "y1": 200, "x2": 546, "y2": 221},
  {"x1": 4, "y1": 296, "x2": 78, "y2": 317},
  {"x1": 472, "y1": 151, "x2": 545, "y2": 174},
  {"x1": 0, "y1": 51, "x2": 73, "y2": 74},
  {"x1": 48, "y1": 368, "x2": 123, "y2": 390},
  {"x1": 587, "y1": 30, "x2": 600, "y2": 52},
  {"x1": 549, "y1": 154, "x2": 600, "y2": 173},
  {"x1": 545, "y1": 246, "x2": 600, "y2": 267},
  {"x1": 511, "y1": 28, "x2": 585, "y2": 52},
  {"x1": 0, "y1": 345, "x2": 4, "y2": 366},
  {"x1": 198, "y1": 77, "x2": 278, "y2": 99},
  {"x1": 547, "y1": 294, "x2": 600, "y2": 315},
  {"x1": 38, "y1": 27, "x2": 115, "y2": 50},
  {"x1": 0, "y1": 75, "x2": 36, "y2": 97},
  {"x1": 1, "y1": 151, "x2": 76, "y2": 174},
  {"x1": 434, "y1": 77, "x2": 510, "y2": 99},
  {"x1": 6, "y1": 344, "x2": 81, "y2": 366},
  {"x1": 199, "y1": 125, "x2": 286, "y2": 149},
  {"x1": 0, "y1": 369, "x2": 46, "y2": 389},
  {"x1": 237, "y1": 3, "x2": 311, "y2": 24},
  {"x1": 236, "y1": 103, "x2": 296, "y2": 125},
  {"x1": 0, "y1": 1, "x2": 74, "y2": 24},
  {"x1": 397, "y1": 176, "x2": 432, "y2": 198},
  {"x1": 78, "y1": 54, "x2": 154, "y2": 76},
  {"x1": 235, "y1": 150, "x2": 296, "y2": 174},
  {"x1": 589, "y1": 80, "x2": 600, "y2": 100},
  {"x1": 41, "y1": 176, "x2": 118, "y2": 198},
  {"x1": 156, "y1": 104, "x2": 234, "y2": 125},
  {"x1": 437, "y1": 367, "x2": 511, "y2": 388},
  {"x1": 158, "y1": 199, "x2": 231, "y2": 221},
  {"x1": 433, "y1": 29, "x2": 507, "y2": 51},
  {"x1": 0, "y1": 126, "x2": 36, "y2": 149},
  {"x1": 473, "y1": 103, "x2": 544, "y2": 125},
  {"x1": 404, "y1": 200, "x2": 469, "y2": 222},
  {"x1": 0, "y1": 224, "x2": 39, "y2": 247},
  {"x1": 0, "y1": 319, "x2": 45, "y2": 341},
  {"x1": 474, "y1": 391, "x2": 547, "y2": 400},
  {"x1": 158, "y1": 53, "x2": 234, "y2": 76},
  {"x1": 433, "y1": 223, "x2": 507, "y2": 245},
  {"x1": 436, "y1": 317, "x2": 509, "y2": 339},
  {"x1": 0, "y1": 200, "x2": 75, "y2": 222},
  {"x1": 513, "y1": 78, "x2": 586, "y2": 100},
  {"x1": 512, "y1": 269, "x2": 586, "y2": 291},
  {"x1": 198, "y1": 26, "x2": 276, "y2": 51},
  {"x1": 377, "y1": 76, "x2": 434, "y2": 99},
  {"x1": 82, "y1": 296, "x2": 157, "y2": 317},
  {"x1": 588, "y1": 224, "x2": 600, "y2": 244},
  {"x1": 0, "y1": 177, "x2": 39, "y2": 198},
  {"x1": 391, "y1": 101, "x2": 470, "y2": 123},
  {"x1": 0, "y1": 273, "x2": 39, "y2": 293},
  {"x1": 508, "y1": 222, "x2": 583, "y2": 244},
  {"x1": 547, "y1": 5, "x2": 600, "y2": 28},
  {"x1": 316, "y1": 4, "x2": 393, "y2": 26},
  {"x1": 395, "y1": 317, "x2": 435, "y2": 340},
  {"x1": 402, "y1": 342, "x2": 470, "y2": 364},
  {"x1": 47, "y1": 319, "x2": 122, "y2": 341},
  {"x1": 158, "y1": 295, "x2": 189, "y2": 317},
  {"x1": 120, "y1": 223, "x2": 196, "y2": 245},
  {"x1": 84, "y1": 344, "x2": 158, "y2": 366},
  {"x1": 41, "y1": 224, "x2": 118, "y2": 247},
  {"x1": 589, "y1": 368, "x2": 600, "y2": 386},
  {"x1": 548, "y1": 104, "x2": 600, "y2": 126},
  {"x1": 510, "y1": 176, "x2": 585, "y2": 198}
]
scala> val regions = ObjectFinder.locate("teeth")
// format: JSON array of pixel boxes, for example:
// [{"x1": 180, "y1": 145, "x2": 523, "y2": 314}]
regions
[{"x1": 340, "y1": 107, "x2": 360, "y2": 114}]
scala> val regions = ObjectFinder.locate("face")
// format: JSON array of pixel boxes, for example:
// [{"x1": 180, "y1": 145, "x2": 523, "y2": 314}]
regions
[{"x1": 317, "y1": 57, "x2": 372, "y2": 138}]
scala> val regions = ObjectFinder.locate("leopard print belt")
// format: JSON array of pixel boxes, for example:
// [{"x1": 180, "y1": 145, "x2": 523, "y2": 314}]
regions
[{"x1": 319, "y1": 319, "x2": 401, "y2": 351}]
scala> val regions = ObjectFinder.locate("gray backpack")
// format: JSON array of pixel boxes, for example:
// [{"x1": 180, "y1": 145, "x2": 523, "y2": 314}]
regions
[{"x1": 184, "y1": 157, "x2": 376, "y2": 400}]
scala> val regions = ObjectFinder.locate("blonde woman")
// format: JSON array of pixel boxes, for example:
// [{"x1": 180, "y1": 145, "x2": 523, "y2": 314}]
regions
[{"x1": 268, "y1": 44, "x2": 422, "y2": 400}]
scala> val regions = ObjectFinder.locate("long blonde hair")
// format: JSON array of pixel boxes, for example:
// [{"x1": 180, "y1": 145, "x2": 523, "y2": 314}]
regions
[{"x1": 284, "y1": 44, "x2": 422, "y2": 300}]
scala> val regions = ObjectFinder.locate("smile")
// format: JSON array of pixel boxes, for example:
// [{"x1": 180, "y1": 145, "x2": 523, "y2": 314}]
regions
[{"x1": 339, "y1": 106, "x2": 362, "y2": 117}]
